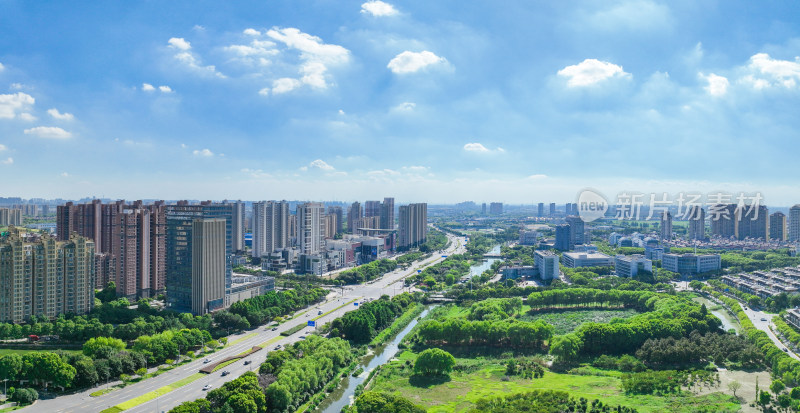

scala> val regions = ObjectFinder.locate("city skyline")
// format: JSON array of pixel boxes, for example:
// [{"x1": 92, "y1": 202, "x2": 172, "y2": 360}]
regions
[{"x1": 1, "y1": 1, "x2": 800, "y2": 202}]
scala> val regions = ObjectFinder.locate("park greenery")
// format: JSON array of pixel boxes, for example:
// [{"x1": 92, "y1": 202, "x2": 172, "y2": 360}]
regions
[
  {"x1": 470, "y1": 389, "x2": 639, "y2": 413},
  {"x1": 329, "y1": 293, "x2": 417, "y2": 343}
]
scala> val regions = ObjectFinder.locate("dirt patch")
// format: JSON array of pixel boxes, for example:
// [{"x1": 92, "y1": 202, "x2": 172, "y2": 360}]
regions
[{"x1": 689, "y1": 369, "x2": 771, "y2": 413}]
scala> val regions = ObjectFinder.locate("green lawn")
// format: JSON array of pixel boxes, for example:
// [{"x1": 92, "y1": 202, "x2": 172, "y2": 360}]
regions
[
  {"x1": 0, "y1": 348, "x2": 81, "y2": 356},
  {"x1": 368, "y1": 351, "x2": 740, "y2": 413},
  {"x1": 518, "y1": 309, "x2": 639, "y2": 335}
]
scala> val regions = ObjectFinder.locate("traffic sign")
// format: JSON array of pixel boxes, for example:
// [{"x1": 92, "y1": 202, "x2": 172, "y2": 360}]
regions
[{"x1": 307, "y1": 320, "x2": 316, "y2": 327}]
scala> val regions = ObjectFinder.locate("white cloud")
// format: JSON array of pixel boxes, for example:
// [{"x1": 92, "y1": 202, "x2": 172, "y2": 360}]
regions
[
  {"x1": 47, "y1": 108, "x2": 75, "y2": 121},
  {"x1": 271, "y1": 78, "x2": 303, "y2": 94},
  {"x1": 193, "y1": 25, "x2": 205, "y2": 32},
  {"x1": 361, "y1": 1, "x2": 398, "y2": 17},
  {"x1": 464, "y1": 143, "x2": 489, "y2": 152},
  {"x1": 0, "y1": 92, "x2": 35, "y2": 119},
  {"x1": 18, "y1": 113, "x2": 36, "y2": 121},
  {"x1": 260, "y1": 27, "x2": 350, "y2": 94},
  {"x1": 387, "y1": 51, "x2": 446, "y2": 74},
  {"x1": 24, "y1": 126, "x2": 72, "y2": 139},
  {"x1": 0, "y1": 62, "x2": 4, "y2": 71},
  {"x1": 527, "y1": 174, "x2": 547, "y2": 180},
  {"x1": 699, "y1": 72, "x2": 729, "y2": 96},
  {"x1": 167, "y1": 37, "x2": 225, "y2": 78},
  {"x1": 1, "y1": 157, "x2": 12, "y2": 165},
  {"x1": 0, "y1": 144, "x2": 6, "y2": 151},
  {"x1": 557, "y1": 59, "x2": 630, "y2": 87},
  {"x1": 742, "y1": 53, "x2": 800, "y2": 89},
  {"x1": 393, "y1": 102, "x2": 416, "y2": 111},
  {"x1": 158, "y1": 85, "x2": 173, "y2": 93},
  {"x1": 9, "y1": 83, "x2": 24, "y2": 90},
  {"x1": 464, "y1": 142, "x2": 506, "y2": 154},
  {"x1": 241, "y1": 168, "x2": 271, "y2": 178},
  {"x1": 193, "y1": 148, "x2": 214, "y2": 157},
  {"x1": 142, "y1": 83, "x2": 156, "y2": 92},
  {"x1": 244, "y1": 28, "x2": 261, "y2": 36},
  {"x1": 586, "y1": 0, "x2": 672, "y2": 32},
  {"x1": 307, "y1": 159, "x2": 335, "y2": 171},
  {"x1": 168, "y1": 37, "x2": 191, "y2": 51},
  {"x1": 60, "y1": 172, "x2": 69, "y2": 177}
]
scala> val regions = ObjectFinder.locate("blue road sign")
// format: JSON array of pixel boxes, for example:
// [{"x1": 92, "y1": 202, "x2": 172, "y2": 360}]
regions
[
  {"x1": 307, "y1": 320, "x2": 316, "y2": 327},
  {"x1": 417, "y1": 270, "x2": 422, "y2": 273},
  {"x1": 354, "y1": 302, "x2": 359, "y2": 306}
]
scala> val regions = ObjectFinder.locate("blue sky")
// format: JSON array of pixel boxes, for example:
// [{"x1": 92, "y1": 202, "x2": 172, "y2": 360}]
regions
[{"x1": 1, "y1": 0, "x2": 800, "y2": 204}]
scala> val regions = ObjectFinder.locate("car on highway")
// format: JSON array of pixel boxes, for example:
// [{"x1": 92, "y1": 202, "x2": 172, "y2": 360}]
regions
[
  {"x1": 203, "y1": 358, "x2": 211, "y2": 364},
  {"x1": 274, "y1": 344, "x2": 282, "y2": 350},
  {"x1": 318, "y1": 310, "x2": 323, "y2": 315},
  {"x1": 221, "y1": 370, "x2": 230, "y2": 376},
  {"x1": 202, "y1": 384, "x2": 212, "y2": 391},
  {"x1": 271, "y1": 327, "x2": 278, "y2": 331},
  {"x1": 761, "y1": 318, "x2": 768, "y2": 321},
  {"x1": 244, "y1": 360, "x2": 252, "y2": 365},
  {"x1": 299, "y1": 335, "x2": 306, "y2": 340}
]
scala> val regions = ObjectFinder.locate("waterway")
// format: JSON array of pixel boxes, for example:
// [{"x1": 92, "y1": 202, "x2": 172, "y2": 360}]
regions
[
  {"x1": 318, "y1": 307, "x2": 432, "y2": 412},
  {"x1": 692, "y1": 295, "x2": 741, "y2": 333},
  {"x1": 467, "y1": 244, "x2": 502, "y2": 279}
]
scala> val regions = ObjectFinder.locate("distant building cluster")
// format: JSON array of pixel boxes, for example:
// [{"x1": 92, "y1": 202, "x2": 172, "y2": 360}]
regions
[{"x1": 0, "y1": 208, "x2": 22, "y2": 226}]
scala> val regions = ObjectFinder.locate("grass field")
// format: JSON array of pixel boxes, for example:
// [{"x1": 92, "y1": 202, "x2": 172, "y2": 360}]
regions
[
  {"x1": 518, "y1": 309, "x2": 639, "y2": 335},
  {"x1": 100, "y1": 373, "x2": 205, "y2": 413},
  {"x1": 368, "y1": 351, "x2": 741, "y2": 413}
]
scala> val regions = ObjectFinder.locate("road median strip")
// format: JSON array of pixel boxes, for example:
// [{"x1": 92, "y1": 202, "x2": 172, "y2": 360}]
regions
[
  {"x1": 99, "y1": 372, "x2": 205, "y2": 413},
  {"x1": 313, "y1": 298, "x2": 358, "y2": 321}
]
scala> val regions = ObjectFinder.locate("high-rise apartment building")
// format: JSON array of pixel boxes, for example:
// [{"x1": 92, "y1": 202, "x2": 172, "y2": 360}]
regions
[
  {"x1": 770, "y1": 212, "x2": 787, "y2": 241},
  {"x1": 737, "y1": 205, "x2": 768, "y2": 240},
  {"x1": 252, "y1": 201, "x2": 289, "y2": 258},
  {"x1": 324, "y1": 214, "x2": 338, "y2": 238},
  {"x1": 549, "y1": 203, "x2": 556, "y2": 216},
  {"x1": 347, "y1": 202, "x2": 362, "y2": 233},
  {"x1": 297, "y1": 202, "x2": 325, "y2": 254},
  {"x1": 0, "y1": 208, "x2": 22, "y2": 226},
  {"x1": 364, "y1": 201, "x2": 382, "y2": 218},
  {"x1": 328, "y1": 206, "x2": 344, "y2": 234},
  {"x1": 191, "y1": 219, "x2": 226, "y2": 315},
  {"x1": 57, "y1": 200, "x2": 165, "y2": 297},
  {"x1": 710, "y1": 204, "x2": 738, "y2": 238},
  {"x1": 537, "y1": 203, "x2": 544, "y2": 217},
  {"x1": 0, "y1": 228, "x2": 95, "y2": 323},
  {"x1": 660, "y1": 211, "x2": 673, "y2": 240},
  {"x1": 398, "y1": 203, "x2": 427, "y2": 250},
  {"x1": 790, "y1": 205, "x2": 800, "y2": 242},
  {"x1": 687, "y1": 205, "x2": 706, "y2": 241},
  {"x1": 381, "y1": 197, "x2": 395, "y2": 229},
  {"x1": 489, "y1": 202, "x2": 503, "y2": 215}
]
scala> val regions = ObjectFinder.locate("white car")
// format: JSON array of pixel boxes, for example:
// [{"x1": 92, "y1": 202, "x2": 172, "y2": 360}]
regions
[
  {"x1": 203, "y1": 358, "x2": 211, "y2": 364},
  {"x1": 202, "y1": 384, "x2": 212, "y2": 391}
]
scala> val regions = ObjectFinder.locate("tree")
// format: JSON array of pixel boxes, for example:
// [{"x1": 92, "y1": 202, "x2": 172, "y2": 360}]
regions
[
  {"x1": 169, "y1": 399, "x2": 211, "y2": 413},
  {"x1": 728, "y1": 380, "x2": 742, "y2": 398},
  {"x1": 414, "y1": 348, "x2": 456, "y2": 376},
  {"x1": 10, "y1": 388, "x2": 37, "y2": 405},
  {"x1": 83, "y1": 336, "x2": 126, "y2": 357},
  {"x1": 354, "y1": 391, "x2": 425, "y2": 413},
  {"x1": 0, "y1": 354, "x2": 24, "y2": 381},
  {"x1": 771, "y1": 379, "x2": 785, "y2": 395},
  {"x1": 689, "y1": 280, "x2": 703, "y2": 291},
  {"x1": 550, "y1": 334, "x2": 582, "y2": 362}
]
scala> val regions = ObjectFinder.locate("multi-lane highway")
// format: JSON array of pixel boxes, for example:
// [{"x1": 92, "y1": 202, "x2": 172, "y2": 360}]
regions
[{"x1": 26, "y1": 233, "x2": 464, "y2": 413}]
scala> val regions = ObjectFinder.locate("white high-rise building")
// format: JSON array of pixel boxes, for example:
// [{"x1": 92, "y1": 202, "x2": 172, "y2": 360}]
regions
[
  {"x1": 398, "y1": 203, "x2": 427, "y2": 249},
  {"x1": 297, "y1": 202, "x2": 325, "y2": 254},
  {"x1": 790, "y1": 205, "x2": 800, "y2": 242},
  {"x1": 229, "y1": 201, "x2": 245, "y2": 252},
  {"x1": 660, "y1": 211, "x2": 672, "y2": 240},
  {"x1": 252, "y1": 201, "x2": 289, "y2": 258}
]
